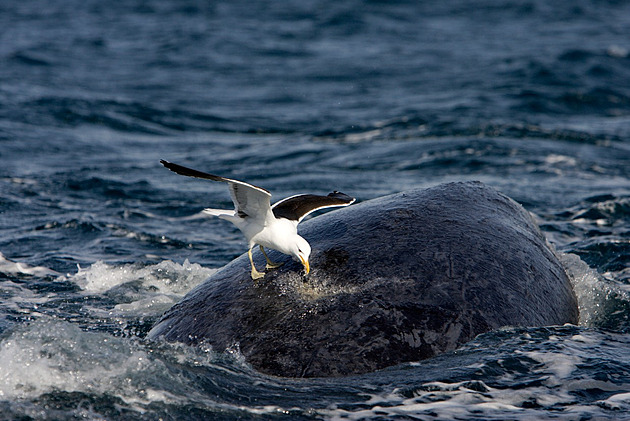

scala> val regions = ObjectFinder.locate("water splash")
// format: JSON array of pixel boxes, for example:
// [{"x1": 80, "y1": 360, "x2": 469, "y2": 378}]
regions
[
  {"x1": 561, "y1": 253, "x2": 630, "y2": 331},
  {"x1": 68, "y1": 259, "x2": 215, "y2": 296}
]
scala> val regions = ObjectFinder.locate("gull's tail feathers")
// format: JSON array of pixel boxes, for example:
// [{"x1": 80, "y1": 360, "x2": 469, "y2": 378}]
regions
[
  {"x1": 203, "y1": 208, "x2": 244, "y2": 227},
  {"x1": 203, "y1": 208, "x2": 234, "y2": 218}
]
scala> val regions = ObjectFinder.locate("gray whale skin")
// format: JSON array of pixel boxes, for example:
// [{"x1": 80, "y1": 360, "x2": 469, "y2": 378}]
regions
[{"x1": 148, "y1": 181, "x2": 579, "y2": 377}]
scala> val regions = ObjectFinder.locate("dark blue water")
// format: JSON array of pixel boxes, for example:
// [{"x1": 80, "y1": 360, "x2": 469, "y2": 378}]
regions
[{"x1": 2, "y1": 0, "x2": 630, "y2": 419}]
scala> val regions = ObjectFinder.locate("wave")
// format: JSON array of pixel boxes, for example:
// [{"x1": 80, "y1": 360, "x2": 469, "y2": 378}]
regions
[
  {"x1": 0, "y1": 316, "x2": 299, "y2": 418},
  {"x1": 0, "y1": 256, "x2": 216, "y2": 336},
  {"x1": 0, "y1": 252, "x2": 60, "y2": 277},
  {"x1": 558, "y1": 195, "x2": 630, "y2": 277},
  {"x1": 322, "y1": 326, "x2": 630, "y2": 420},
  {"x1": 7, "y1": 96, "x2": 266, "y2": 135},
  {"x1": 312, "y1": 116, "x2": 622, "y2": 145},
  {"x1": 513, "y1": 87, "x2": 630, "y2": 117},
  {"x1": 502, "y1": 45, "x2": 630, "y2": 118},
  {"x1": 542, "y1": 193, "x2": 630, "y2": 332},
  {"x1": 3, "y1": 319, "x2": 630, "y2": 419},
  {"x1": 7, "y1": 51, "x2": 52, "y2": 67},
  {"x1": 572, "y1": 196, "x2": 630, "y2": 225}
]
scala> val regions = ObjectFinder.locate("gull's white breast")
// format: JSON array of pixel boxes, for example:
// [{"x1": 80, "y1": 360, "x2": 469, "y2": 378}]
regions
[{"x1": 248, "y1": 217, "x2": 298, "y2": 255}]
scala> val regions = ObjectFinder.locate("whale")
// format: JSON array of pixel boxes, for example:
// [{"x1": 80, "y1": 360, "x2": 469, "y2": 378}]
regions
[{"x1": 148, "y1": 181, "x2": 579, "y2": 377}]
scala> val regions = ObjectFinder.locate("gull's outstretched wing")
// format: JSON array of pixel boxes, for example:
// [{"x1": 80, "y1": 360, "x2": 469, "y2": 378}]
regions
[
  {"x1": 271, "y1": 191, "x2": 355, "y2": 223},
  {"x1": 160, "y1": 160, "x2": 272, "y2": 221}
]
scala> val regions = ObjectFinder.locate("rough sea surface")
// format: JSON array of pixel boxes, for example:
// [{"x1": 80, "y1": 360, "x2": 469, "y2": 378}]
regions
[{"x1": 1, "y1": 0, "x2": 630, "y2": 419}]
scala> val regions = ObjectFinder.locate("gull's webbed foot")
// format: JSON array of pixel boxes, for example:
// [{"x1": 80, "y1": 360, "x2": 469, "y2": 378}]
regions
[
  {"x1": 260, "y1": 246, "x2": 284, "y2": 270},
  {"x1": 266, "y1": 261, "x2": 284, "y2": 270}
]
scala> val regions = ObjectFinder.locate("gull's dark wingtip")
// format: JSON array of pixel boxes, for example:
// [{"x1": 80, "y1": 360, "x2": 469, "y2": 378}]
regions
[
  {"x1": 159, "y1": 160, "x2": 229, "y2": 183},
  {"x1": 160, "y1": 159, "x2": 185, "y2": 175},
  {"x1": 328, "y1": 191, "x2": 356, "y2": 205}
]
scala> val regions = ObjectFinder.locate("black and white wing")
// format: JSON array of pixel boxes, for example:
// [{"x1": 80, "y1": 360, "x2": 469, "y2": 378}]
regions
[
  {"x1": 160, "y1": 160, "x2": 273, "y2": 221},
  {"x1": 271, "y1": 191, "x2": 355, "y2": 223}
]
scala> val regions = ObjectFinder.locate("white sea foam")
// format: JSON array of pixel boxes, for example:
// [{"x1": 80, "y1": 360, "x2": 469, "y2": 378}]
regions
[
  {"x1": 321, "y1": 374, "x2": 601, "y2": 420},
  {"x1": 0, "y1": 317, "x2": 294, "y2": 418},
  {"x1": 0, "y1": 252, "x2": 60, "y2": 277},
  {"x1": 0, "y1": 319, "x2": 153, "y2": 400},
  {"x1": 321, "y1": 380, "x2": 575, "y2": 421},
  {"x1": 0, "y1": 252, "x2": 215, "y2": 318},
  {"x1": 1, "y1": 256, "x2": 217, "y2": 341},
  {"x1": 322, "y1": 329, "x2": 630, "y2": 421},
  {"x1": 68, "y1": 259, "x2": 215, "y2": 295},
  {"x1": 519, "y1": 350, "x2": 581, "y2": 386},
  {"x1": 599, "y1": 392, "x2": 630, "y2": 410},
  {"x1": 65, "y1": 259, "x2": 217, "y2": 318}
]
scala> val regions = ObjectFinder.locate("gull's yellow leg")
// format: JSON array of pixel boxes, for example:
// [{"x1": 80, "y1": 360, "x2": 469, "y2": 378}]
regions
[
  {"x1": 248, "y1": 247, "x2": 265, "y2": 280},
  {"x1": 260, "y1": 245, "x2": 283, "y2": 269}
]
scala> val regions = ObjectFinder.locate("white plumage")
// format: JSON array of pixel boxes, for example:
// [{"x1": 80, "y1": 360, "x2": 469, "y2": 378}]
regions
[{"x1": 160, "y1": 160, "x2": 355, "y2": 279}]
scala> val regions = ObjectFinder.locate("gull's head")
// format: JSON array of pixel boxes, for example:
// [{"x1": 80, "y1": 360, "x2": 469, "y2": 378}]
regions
[{"x1": 292, "y1": 236, "x2": 311, "y2": 275}]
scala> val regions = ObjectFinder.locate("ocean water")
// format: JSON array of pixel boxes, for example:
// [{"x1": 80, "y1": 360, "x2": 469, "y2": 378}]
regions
[{"x1": 1, "y1": 0, "x2": 630, "y2": 419}]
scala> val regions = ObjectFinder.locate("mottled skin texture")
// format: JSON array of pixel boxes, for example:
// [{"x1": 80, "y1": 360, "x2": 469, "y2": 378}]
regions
[{"x1": 148, "y1": 182, "x2": 579, "y2": 377}]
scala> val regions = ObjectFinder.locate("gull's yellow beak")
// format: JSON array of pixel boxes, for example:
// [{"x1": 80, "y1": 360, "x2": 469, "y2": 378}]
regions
[{"x1": 300, "y1": 256, "x2": 310, "y2": 275}]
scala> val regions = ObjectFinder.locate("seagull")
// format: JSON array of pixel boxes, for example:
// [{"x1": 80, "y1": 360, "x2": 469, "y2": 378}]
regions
[{"x1": 160, "y1": 160, "x2": 356, "y2": 280}]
